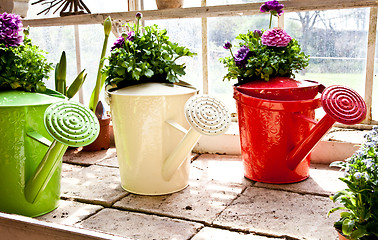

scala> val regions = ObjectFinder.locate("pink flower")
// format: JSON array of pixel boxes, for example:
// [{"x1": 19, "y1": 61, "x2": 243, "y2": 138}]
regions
[{"x1": 261, "y1": 28, "x2": 292, "y2": 47}]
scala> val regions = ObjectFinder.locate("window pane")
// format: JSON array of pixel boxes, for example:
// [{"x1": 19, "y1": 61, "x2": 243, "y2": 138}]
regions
[{"x1": 285, "y1": 9, "x2": 369, "y2": 98}]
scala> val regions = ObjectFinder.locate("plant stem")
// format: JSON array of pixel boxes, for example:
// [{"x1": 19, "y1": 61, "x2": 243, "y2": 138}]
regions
[{"x1": 269, "y1": 13, "x2": 273, "y2": 29}]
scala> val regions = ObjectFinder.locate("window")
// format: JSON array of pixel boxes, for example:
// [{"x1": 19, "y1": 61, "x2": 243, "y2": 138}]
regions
[{"x1": 23, "y1": 0, "x2": 378, "y2": 124}]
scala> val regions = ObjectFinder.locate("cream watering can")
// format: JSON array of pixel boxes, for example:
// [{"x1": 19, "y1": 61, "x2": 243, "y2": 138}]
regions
[
  {"x1": 0, "y1": 90, "x2": 99, "y2": 217},
  {"x1": 108, "y1": 83, "x2": 231, "y2": 195}
]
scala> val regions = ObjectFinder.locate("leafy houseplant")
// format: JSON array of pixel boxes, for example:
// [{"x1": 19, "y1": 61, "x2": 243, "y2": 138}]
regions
[
  {"x1": 220, "y1": 0, "x2": 309, "y2": 83},
  {"x1": 103, "y1": 12, "x2": 196, "y2": 90},
  {"x1": 0, "y1": 12, "x2": 52, "y2": 92},
  {"x1": 329, "y1": 126, "x2": 378, "y2": 240}
]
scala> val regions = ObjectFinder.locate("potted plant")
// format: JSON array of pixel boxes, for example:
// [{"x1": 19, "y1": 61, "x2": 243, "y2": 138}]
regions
[
  {"x1": 0, "y1": 12, "x2": 91, "y2": 217},
  {"x1": 219, "y1": 0, "x2": 326, "y2": 183},
  {"x1": 102, "y1": 12, "x2": 198, "y2": 195},
  {"x1": 329, "y1": 126, "x2": 378, "y2": 240},
  {"x1": 83, "y1": 16, "x2": 112, "y2": 151}
]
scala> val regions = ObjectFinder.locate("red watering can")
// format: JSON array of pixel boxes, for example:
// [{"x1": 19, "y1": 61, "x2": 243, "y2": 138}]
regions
[{"x1": 234, "y1": 77, "x2": 366, "y2": 183}]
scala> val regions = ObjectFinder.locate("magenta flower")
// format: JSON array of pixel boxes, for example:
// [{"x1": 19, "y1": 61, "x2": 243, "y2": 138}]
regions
[
  {"x1": 136, "y1": 12, "x2": 143, "y2": 20},
  {"x1": 261, "y1": 28, "x2": 292, "y2": 47},
  {"x1": 253, "y1": 30, "x2": 262, "y2": 38},
  {"x1": 234, "y1": 45, "x2": 252, "y2": 68},
  {"x1": 223, "y1": 41, "x2": 232, "y2": 50},
  {"x1": 0, "y1": 12, "x2": 23, "y2": 47},
  {"x1": 111, "y1": 31, "x2": 135, "y2": 51},
  {"x1": 260, "y1": 0, "x2": 284, "y2": 16}
]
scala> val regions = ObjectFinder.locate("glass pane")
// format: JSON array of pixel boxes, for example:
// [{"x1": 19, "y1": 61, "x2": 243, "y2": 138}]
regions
[
  {"x1": 286, "y1": 9, "x2": 369, "y2": 97},
  {"x1": 28, "y1": 26, "x2": 76, "y2": 91},
  {"x1": 145, "y1": 18, "x2": 202, "y2": 91}
]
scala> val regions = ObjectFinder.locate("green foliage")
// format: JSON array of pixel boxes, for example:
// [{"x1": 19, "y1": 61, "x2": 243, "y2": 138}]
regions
[
  {"x1": 103, "y1": 18, "x2": 196, "y2": 89},
  {"x1": 329, "y1": 127, "x2": 378, "y2": 240},
  {"x1": 0, "y1": 35, "x2": 53, "y2": 92},
  {"x1": 220, "y1": 30, "x2": 309, "y2": 83}
]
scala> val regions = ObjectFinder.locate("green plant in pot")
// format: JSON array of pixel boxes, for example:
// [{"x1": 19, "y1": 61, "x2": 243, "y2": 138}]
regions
[
  {"x1": 84, "y1": 16, "x2": 113, "y2": 151},
  {"x1": 329, "y1": 126, "x2": 378, "y2": 240},
  {"x1": 220, "y1": 0, "x2": 309, "y2": 84},
  {"x1": 0, "y1": 12, "x2": 98, "y2": 217},
  {"x1": 102, "y1": 13, "x2": 201, "y2": 195},
  {"x1": 103, "y1": 12, "x2": 196, "y2": 89}
]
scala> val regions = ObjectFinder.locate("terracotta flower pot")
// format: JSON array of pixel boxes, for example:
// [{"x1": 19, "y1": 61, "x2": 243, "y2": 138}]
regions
[
  {"x1": 337, "y1": 230, "x2": 349, "y2": 240},
  {"x1": 82, "y1": 116, "x2": 111, "y2": 151},
  {"x1": 156, "y1": 0, "x2": 183, "y2": 9}
]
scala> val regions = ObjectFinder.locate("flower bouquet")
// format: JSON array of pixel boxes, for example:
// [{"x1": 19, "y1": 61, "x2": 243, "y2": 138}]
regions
[
  {"x1": 220, "y1": 0, "x2": 309, "y2": 83},
  {"x1": 329, "y1": 126, "x2": 378, "y2": 240},
  {"x1": 0, "y1": 12, "x2": 52, "y2": 92}
]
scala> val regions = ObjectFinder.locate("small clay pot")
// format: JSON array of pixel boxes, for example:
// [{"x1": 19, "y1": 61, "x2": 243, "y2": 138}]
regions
[
  {"x1": 82, "y1": 116, "x2": 111, "y2": 151},
  {"x1": 156, "y1": 0, "x2": 183, "y2": 9},
  {"x1": 337, "y1": 229, "x2": 349, "y2": 240}
]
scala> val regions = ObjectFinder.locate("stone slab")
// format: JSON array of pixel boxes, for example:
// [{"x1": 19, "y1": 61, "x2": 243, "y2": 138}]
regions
[
  {"x1": 114, "y1": 154, "x2": 249, "y2": 224},
  {"x1": 254, "y1": 164, "x2": 346, "y2": 196},
  {"x1": 76, "y1": 208, "x2": 203, "y2": 240},
  {"x1": 36, "y1": 200, "x2": 103, "y2": 225},
  {"x1": 61, "y1": 164, "x2": 128, "y2": 207},
  {"x1": 213, "y1": 187, "x2": 341, "y2": 240},
  {"x1": 63, "y1": 148, "x2": 117, "y2": 166},
  {"x1": 192, "y1": 227, "x2": 284, "y2": 240}
]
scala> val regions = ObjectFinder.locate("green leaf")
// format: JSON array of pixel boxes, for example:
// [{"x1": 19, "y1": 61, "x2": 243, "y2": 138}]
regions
[
  {"x1": 67, "y1": 70, "x2": 86, "y2": 99},
  {"x1": 145, "y1": 69, "x2": 154, "y2": 78},
  {"x1": 342, "y1": 219, "x2": 355, "y2": 235}
]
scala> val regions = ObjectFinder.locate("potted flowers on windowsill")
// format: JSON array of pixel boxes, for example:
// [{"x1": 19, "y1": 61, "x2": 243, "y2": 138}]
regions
[
  {"x1": 219, "y1": 0, "x2": 328, "y2": 183},
  {"x1": 102, "y1": 13, "x2": 199, "y2": 195},
  {"x1": 329, "y1": 126, "x2": 378, "y2": 240},
  {"x1": 0, "y1": 12, "x2": 93, "y2": 217}
]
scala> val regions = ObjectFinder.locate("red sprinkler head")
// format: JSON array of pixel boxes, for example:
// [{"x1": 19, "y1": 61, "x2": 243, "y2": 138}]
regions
[{"x1": 321, "y1": 85, "x2": 367, "y2": 125}]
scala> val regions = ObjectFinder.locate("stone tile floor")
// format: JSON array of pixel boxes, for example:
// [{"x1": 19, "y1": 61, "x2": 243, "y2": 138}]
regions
[{"x1": 36, "y1": 148, "x2": 345, "y2": 240}]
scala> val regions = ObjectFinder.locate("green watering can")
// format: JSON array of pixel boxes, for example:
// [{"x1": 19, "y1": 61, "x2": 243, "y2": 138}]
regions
[{"x1": 0, "y1": 90, "x2": 99, "y2": 217}]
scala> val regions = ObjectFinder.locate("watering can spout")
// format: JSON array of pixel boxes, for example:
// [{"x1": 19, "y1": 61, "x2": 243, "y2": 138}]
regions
[
  {"x1": 24, "y1": 102, "x2": 99, "y2": 203},
  {"x1": 162, "y1": 95, "x2": 231, "y2": 181},
  {"x1": 287, "y1": 85, "x2": 367, "y2": 171}
]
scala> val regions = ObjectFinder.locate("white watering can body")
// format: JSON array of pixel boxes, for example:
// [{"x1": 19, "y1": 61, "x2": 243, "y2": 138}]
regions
[{"x1": 108, "y1": 83, "x2": 230, "y2": 195}]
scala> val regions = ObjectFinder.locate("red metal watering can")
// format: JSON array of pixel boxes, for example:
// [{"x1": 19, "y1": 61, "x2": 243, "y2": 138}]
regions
[{"x1": 234, "y1": 77, "x2": 366, "y2": 183}]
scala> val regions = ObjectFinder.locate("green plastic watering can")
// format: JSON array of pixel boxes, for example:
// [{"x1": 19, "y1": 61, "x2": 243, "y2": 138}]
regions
[{"x1": 0, "y1": 90, "x2": 99, "y2": 217}]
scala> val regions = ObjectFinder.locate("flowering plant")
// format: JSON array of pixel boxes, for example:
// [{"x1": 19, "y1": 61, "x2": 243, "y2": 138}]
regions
[
  {"x1": 0, "y1": 12, "x2": 52, "y2": 92},
  {"x1": 220, "y1": 0, "x2": 309, "y2": 83},
  {"x1": 103, "y1": 13, "x2": 196, "y2": 89},
  {"x1": 329, "y1": 126, "x2": 378, "y2": 240}
]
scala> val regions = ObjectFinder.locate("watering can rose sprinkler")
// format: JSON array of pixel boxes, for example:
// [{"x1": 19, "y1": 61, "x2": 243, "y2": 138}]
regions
[
  {"x1": 286, "y1": 85, "x2": 367, "y2": 170},
  {"x1": 24, "y1": 101, "x2": 100, "y2": 203},
  {"x1": 163, "y1": 95, "x2": 231, "y2": 181}
]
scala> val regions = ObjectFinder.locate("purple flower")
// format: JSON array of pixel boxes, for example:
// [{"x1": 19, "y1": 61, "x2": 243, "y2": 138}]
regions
[
  {"x1": 261, "y1": 28, "x2": 292, "y2": 47},
  {"x1": 234, "y1": 45, "x2": 252, "y2": 68},
  {"x1": 111, "y1": 31, "x2": 135, "y2": 51},
  {"x1": 0, "y1": 12, "x2": 23, "y2": 47},
  {"x1": 136, "y1": 12, "x2": 143, "y2": 19},
  {"x1": 260, "y1": 0, "x2": 284, "y2": 16},
  {"x1": 253, "y1": 30, "x2": 262, "y2": 38},
  {"x1": 223, "y1": 41, "x2": 232, "y2": 50}
]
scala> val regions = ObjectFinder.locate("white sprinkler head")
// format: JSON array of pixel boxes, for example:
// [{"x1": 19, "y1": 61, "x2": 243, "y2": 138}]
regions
[{"x1": 185, "y1": 95, "x2": 231, "y2": 136}]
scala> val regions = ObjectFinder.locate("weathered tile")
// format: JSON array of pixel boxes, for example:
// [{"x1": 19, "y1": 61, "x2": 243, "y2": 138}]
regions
[
  {"x1": 254, "y1": 164, "x2": 346, "y2": 196},
  {"x1": 114, "y1": 154, "x2": 248, "y2": 224},
  {"x1": 192, "y1": 227, "x2": 284, "y2": 240},
  {"x1": 76, "y1": 208, "x2": 203, "y2": 240},
  {"x1": 61, "y1": 165, "x2": 128, "y2": 207},
  {"x1": 96, "y1": 156, "x2": 119, "y2": 168},
  {"x1": 63, "y1": 147, "x2": 117, "y2": 166},
  {"x1": 214, "y1": 187, "x2": 341, "y2": 240},
  {"x1": 36, "y1": 200, "x2": 103, "y2": 225}
]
